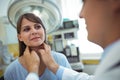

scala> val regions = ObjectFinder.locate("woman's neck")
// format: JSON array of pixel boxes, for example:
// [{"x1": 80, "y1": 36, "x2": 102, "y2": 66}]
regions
[
  {"x1": 19, "y1": 45, "x2": 46, "y2": 76},
  {"x1": 29, "y1": 44, "x2": 44, "y2": 52}
]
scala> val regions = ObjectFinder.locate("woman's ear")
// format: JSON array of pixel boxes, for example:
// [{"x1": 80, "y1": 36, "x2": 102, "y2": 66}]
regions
[{"x1": 17, "y1": 34, "x2": 23, "y2": 41}]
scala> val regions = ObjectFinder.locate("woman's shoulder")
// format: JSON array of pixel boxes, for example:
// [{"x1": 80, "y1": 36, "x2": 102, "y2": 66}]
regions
[
  {"x1": 51, "y1": 51, "x2": 66, "y2": 59},
  {"x1": 51, "y1": 51, "x2": 71, "y2": 68},
  {"x1": 51, "y1": 51, "x2": 68, "y2": 62},
  {"x1": 4, "y1": 58, "x2": 27, "y2": 80},
  {"x1": 4, "y1": 59, "x2": 20, "y2": 74}
]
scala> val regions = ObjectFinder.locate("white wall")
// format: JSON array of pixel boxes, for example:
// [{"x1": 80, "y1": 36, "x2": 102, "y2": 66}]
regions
[
  {"x1": 61, "y1": 0, "x2": 103, "y2": 55},
  {"x1": 5, "y1": 24, "x2": 18, "y2": 44},
  {"x1": 0, "y1": 0, "x2": 11, "y2": 17},
  {"x1": 0, "y1": 18, "x2": 7, "y2": 45},
  {"x1": 0, "y1": 17, "x2": 18, "y2": 44}
]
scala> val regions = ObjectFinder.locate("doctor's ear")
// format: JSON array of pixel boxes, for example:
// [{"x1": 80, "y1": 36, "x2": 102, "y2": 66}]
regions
[{"x1": 110, "y1": 0, "x2": 120, "y2": 15}]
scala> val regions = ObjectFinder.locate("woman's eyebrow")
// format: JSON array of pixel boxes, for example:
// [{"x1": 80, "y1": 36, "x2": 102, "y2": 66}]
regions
[
  {"x1": 34, "y1": 23, "x2": 42, "y2": 26},
  {"x1": 21, "y1": 25, "x2": 29, "y2": 29}
]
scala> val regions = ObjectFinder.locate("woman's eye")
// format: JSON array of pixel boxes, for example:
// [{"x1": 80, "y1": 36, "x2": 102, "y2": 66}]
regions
[
  {"x1": 35, "y1": 24, "x2": 42, "y2": 30},
  {"x1": 23, "y1": 27, "x2": 30, "y2": 32}
]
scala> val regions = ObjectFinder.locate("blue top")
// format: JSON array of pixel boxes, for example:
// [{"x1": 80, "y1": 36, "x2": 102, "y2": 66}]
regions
[{"x1": 4, "y1": 51, "x2": 71, "y2": 80}]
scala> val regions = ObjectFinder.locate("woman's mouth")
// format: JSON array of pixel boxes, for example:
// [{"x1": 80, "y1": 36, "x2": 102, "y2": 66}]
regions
[{"x1": 31, "y1": 37, "x2": 40, "y2": 41}]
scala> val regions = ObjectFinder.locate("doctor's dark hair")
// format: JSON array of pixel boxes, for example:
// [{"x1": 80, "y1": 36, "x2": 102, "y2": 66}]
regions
[{"x1": 17, "y1": 13, "x2": 47, "y2": 56}]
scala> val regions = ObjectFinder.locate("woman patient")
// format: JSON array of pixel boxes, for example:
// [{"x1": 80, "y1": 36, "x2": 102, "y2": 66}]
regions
[{"x1": 4, "y1": 13, "x2": 71, "y2": 80}]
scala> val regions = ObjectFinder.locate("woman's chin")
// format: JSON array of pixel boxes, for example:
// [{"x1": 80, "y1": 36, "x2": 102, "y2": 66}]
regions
[{"x1": 31, "y1": 43, "x2": 43, "y2": 47}]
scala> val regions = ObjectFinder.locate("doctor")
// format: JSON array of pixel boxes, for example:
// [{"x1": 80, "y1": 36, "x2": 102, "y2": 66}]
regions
[{"x1": 25, "y1": 0, "x2": 120, "y2": 80}]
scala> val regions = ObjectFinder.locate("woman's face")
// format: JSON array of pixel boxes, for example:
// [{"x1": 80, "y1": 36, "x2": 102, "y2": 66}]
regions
[{"x1": 18, "y1": 18, "x2": 45, "y2": 47}]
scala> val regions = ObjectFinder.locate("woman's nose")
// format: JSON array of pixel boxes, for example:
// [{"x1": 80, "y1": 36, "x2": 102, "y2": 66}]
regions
[{"x1": 31, "y1": 28, "x2": 37, "y2": 35}]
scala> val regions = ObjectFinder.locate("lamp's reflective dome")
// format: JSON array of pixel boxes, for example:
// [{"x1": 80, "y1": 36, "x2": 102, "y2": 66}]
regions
[{"x1": 7, "y1": 0, "x2": 62, "y2": 33}]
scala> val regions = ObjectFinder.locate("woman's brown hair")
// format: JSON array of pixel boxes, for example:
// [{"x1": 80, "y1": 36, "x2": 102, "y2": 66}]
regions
[{"x1": 17, "y1": 13, "x2": 46, "y2": 56}]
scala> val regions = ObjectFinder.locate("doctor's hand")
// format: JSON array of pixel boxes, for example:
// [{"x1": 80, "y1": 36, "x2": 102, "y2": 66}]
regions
[
  {"x1": 38, "y1": 43, "x2": 59, "y2": 74},
  {"x1": 22, "y1": 46, "x2": 40, "y2": 74}
]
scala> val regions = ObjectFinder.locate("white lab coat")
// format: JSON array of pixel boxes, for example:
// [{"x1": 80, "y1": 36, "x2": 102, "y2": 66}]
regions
[
  {"x1": 62, "y1": 40, "x2": 120, "y2": 80},
  {"x1": 62, "y1": 68, "x2": 94, "y2": 80},
  {"x1": 94, "y1": 40, "x2": 120, "y2": 80}
]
